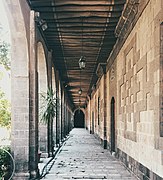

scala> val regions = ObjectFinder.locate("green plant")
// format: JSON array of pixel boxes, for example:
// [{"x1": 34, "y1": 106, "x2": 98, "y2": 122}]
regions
[
  {"x1": 0, "y1": 41, "x2": 10, "y2": 71},
  {"x1": 0, "y1": 89, "x2": 11, "y2": 128},
  {"x1": 0, "y1": 146, "x2": 11, "y2": 179},
  {"x1": 39, "y1": 88, "x2": 59, "y2": 156},
  {"x1": 40, "y1": 88, "x2": 58, "y2": 124}
]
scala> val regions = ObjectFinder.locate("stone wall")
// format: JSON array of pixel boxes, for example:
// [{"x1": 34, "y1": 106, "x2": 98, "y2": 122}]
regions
[
  {"x1": 107, "y1": 61, "x2": 117, "y2": 150},
  {"x1": 116, "y1": 148, "x2": 163, "y2": 180},
  {"x1": 115, "y1": 0, "x2": 163, "y2": 178},
  {"x1": 91, "y1": 79, "x2": 104, "y2": 140},
  {"x1": 87, "y1": 0, "x2": 163, "y2": 178}
]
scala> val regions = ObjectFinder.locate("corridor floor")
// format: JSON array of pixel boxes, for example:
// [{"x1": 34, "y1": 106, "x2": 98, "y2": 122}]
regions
[{"x1": 44, "y1": 128, "x2": 137, "y2": 180}]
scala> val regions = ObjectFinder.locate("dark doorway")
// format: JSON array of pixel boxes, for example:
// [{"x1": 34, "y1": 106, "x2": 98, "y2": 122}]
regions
[
  {"x1": 91, "y1": 111, "x2": 94, "y2": 134},
  {"x1": 111, "y1": 97, "x2": 115, "y2": 152},
  {"x1": 74, "y1": 109, "x2": 85, "y2": 128}
]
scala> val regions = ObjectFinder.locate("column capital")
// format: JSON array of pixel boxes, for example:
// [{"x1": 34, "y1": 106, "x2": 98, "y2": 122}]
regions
[{"x1": 96, "y1": 63, "x2": 107, "y2": 78}]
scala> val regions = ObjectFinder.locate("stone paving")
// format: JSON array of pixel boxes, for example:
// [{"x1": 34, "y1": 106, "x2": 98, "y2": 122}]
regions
[{"x1": 44, "y1": 128, "x2": 138, "y2": 180}]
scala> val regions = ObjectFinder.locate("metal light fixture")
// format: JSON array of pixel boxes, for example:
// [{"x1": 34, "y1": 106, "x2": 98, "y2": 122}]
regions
[
  {"x1": 40, "y1": 20, "x2": 48, "y2": 31},
  {"x1": 78, "y1": 88, "x2": 82, "y2": 95},
  {"x1": 35, "y1": 12, "x2": 48, "y2": 31},
  {"x1": 79, "y1": 17, "x2": 86, "y2": 69},
  {"x1": 79, "y1": 56, "x2": 86, "y2": 69}
]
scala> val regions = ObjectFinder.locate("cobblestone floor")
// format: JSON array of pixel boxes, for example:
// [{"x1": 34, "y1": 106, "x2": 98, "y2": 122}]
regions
[{"x1": 44, "y1": 128, "x2": 138, "y2": 180}]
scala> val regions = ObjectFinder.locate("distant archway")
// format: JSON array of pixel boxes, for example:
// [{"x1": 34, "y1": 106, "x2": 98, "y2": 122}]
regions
[
  {"x1": 74, "y1": 109, "x2": 85, "y2": 128},
  {"x1": 110, "y1": 97, "x2": 115, "y2": 152}
]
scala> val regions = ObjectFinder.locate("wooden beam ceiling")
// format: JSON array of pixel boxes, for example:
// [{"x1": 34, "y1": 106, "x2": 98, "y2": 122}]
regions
[{"x1": 28, "y1": 0, "x2": 126, "y2": 109}]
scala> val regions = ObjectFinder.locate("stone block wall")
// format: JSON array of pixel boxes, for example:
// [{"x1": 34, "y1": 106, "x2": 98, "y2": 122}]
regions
[
  {"x1": 91, "y1": 76, "x2": 105, "y2": 141},
  {"x1": 115, "y1": 0, "x2": 163, "y2": 178},
  {"x1": 107, "y1": 62, "x2": 117, "y2": 150},
  {"x1": 87, "y1": 0, "x2": 163, "y2": 178}
]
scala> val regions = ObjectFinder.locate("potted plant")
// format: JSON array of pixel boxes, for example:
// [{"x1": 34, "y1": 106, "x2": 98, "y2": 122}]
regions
[{"x1": 39, "y1": 87, "x2": 58, "y2": 157}]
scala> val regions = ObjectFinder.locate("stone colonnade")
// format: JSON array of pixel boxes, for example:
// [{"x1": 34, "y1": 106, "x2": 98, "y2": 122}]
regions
[{"x1": 3, "y1": 0, "x2": 73, "y2": 179}]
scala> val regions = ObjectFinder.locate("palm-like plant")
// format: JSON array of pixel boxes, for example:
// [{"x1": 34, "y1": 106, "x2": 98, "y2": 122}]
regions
[
  {"x1": 40, "y1": 88, "x2": 57, "y2": 124},
  {"x1": 39, "y1": 87, "x2": 59, "y2": 156}
]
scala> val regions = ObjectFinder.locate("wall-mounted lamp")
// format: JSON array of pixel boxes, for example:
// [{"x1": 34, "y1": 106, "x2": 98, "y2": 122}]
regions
[{"x1": 35, "y1": 12, "x2": 48, "y2": 31}]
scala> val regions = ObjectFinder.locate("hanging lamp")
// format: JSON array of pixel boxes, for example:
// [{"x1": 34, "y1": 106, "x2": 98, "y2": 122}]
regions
[{"x1": 79, "y1": 17, "x2": 86, "y2": 69}]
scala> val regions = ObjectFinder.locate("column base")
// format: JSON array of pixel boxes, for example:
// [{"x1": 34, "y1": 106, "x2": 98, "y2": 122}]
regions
[
  {"x1": 13, "y1": 172, "x2": 30, "y2": 180},
  {"x1": 30, "y1": 169, "x2": 40, "y2": 179},
  {"x1": 103, "y1": 139, "x2": 107, "y2": 149}
]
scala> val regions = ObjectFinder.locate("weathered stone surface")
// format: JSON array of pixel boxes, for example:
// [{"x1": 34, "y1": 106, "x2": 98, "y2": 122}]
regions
[{"x1": 45, "y1": 129, "x2": 137, "y2": 180}]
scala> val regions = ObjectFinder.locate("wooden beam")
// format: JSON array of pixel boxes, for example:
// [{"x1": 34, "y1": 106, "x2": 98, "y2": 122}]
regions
[
  {"x1": 36, "y1": 7, "x2": 124, "y2": 13},
  {"x1": 29, "y1": 0, "x2": 126, "y2": 6},
  {"x1": 41, "y1": 12, "x2": 122, "y2": 19}
]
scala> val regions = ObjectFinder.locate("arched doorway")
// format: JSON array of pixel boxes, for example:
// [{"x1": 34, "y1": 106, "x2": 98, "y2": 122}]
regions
[
  {"x1": 91, "y1": 111, "x2": 94, "y2": 134},
  {"x1": 74, "y1": 109, "x2": 85, "y2": 128},
  {"x1": 111, "y1": 97, "x2": 115, "y2": 152}
]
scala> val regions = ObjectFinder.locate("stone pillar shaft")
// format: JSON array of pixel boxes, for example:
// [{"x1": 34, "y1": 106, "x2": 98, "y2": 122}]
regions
[
  {"x1": 56, "y1": 71, "x2": 61, "y2": 145},
  {"x1": 29, "y1": 11, "x2": 39, "y2": 178}
]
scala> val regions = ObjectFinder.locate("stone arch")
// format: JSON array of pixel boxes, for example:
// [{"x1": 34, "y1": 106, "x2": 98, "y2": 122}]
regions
[
  {"x1": 58, "y1": 80, "x2": 62, "y2": 141},
  {"x1": 37, "y1": 41, "x2": 48, "y2": 153},
  {"x1": 2, "y1": 0, "x2": 32, "y2": 178},
  {"x1": 74, "y1": 109, "x2": 85, "y2": 128}
]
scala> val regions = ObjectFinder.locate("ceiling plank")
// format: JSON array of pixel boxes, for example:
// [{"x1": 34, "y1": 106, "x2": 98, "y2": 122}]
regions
[{"x1": 28, "y1": 0, "x2": 126, "y2": 108}]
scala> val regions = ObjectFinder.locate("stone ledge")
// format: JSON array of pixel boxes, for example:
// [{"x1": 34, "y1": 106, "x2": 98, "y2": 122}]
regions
[{"x1": 116, "y1": 148, "x2": 163, "y2": 180}]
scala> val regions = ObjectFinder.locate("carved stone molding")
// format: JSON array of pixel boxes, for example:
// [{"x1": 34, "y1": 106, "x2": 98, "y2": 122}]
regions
[
  {"x1": 107, "y1": 0, "x2": 150, "y2": 70},
  {"x1": 115, "y1": 0, "x2": 139, "y2": 38},
  {"x1": 96, "y1": 63, "x2": 106, "y2": 78},
  {"x1": 110, "y1": 66, "x2": 115, "y2": 81}
]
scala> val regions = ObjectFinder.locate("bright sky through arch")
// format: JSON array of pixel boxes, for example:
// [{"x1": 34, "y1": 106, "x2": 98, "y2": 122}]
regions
[
  {"x1": 0, "y1": 0, "x2": 11, "y2": 100},
  {"x1": 0, "y1": 0, "x2": 10, "y2": 43}
]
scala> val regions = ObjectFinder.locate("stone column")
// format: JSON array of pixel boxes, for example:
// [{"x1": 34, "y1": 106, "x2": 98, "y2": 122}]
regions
[
  {"x1": 96, "y1": 63, "x2": 107, "y2": 148},
  {"x1": 103, "y1": 72, "x2": 107, "y2": 149},
  {"x1": 29, "y1": 11, "x2": 39, "y2": 178},
  {"x1": 55, "y1": 71, "x2": 60, "y2": 145},
  {"x1": 11, "y1": 43, "x2": 30, "y2": 178},
  {"x1": 6, "y1": 1, "x2": 31, "y2": 179},
  {"x1": 160, "y1": 22, "x2": 163, "y2": 137},
  {"x1": 47, "y1": 51, "x2": 53, "y2": 157},
  {"x1": 60, "y1": 86, "x2": 63, "y2": 141},
  {"x1": 61, "y1": 88, "x2": 65, "y2": 139},
  {"x1": 64, "y1": 102, "x2": 66, "y2": 137}
]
